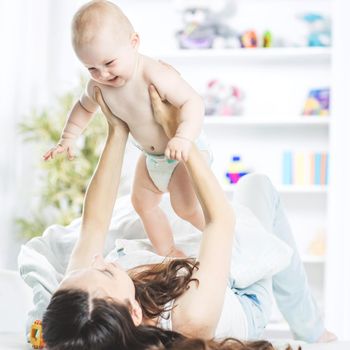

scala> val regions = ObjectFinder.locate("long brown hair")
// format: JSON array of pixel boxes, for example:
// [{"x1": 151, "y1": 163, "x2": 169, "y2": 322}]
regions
[
  {"x1": 167, "y1": 338, "x2": 299, "y2": 350},
  {"x1": 42, "y1": 258, "x2": 298, "y2": 350},
  {"x1": 130, "y1": 258, "x2": 199, "y2": 319}
]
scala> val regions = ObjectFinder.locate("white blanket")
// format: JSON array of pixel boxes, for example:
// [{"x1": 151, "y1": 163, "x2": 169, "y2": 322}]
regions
[{"x1": 18, "y1": 194, "x2": 292, "y2": 334}]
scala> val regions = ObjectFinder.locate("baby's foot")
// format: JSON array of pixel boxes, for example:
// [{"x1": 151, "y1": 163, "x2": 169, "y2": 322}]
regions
[{"x1": 317, "y1": 329, "x2": 337, "y2": 342}]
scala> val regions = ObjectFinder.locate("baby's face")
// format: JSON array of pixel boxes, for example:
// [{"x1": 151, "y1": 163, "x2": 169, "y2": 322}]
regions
[{"x1": 76, "y1": 32, "x2": 138, "y2": 88}]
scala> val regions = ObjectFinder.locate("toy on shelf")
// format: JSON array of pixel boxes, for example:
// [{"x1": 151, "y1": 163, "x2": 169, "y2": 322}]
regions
[
  {"x1": 175, "y1": 0, "x2": 240, "y2": 49},
  {"x1": 307, "y1": 229, "x2": 326, "y2": 257},
  {"x1": 240, "y1": 30, "x2": 277, "y2": 48},
  {"x1": 262, "y1": 31, "x2": 273, "y2": 48},
  {"x1": 226, "y1": 155, "x2": 251, "y2": 184},
  {"x1": 302, "y1": 88, "x2": 330, "y2": 116},
  {"x1": 203, "y1": 79, "x2": 245, "y2": 116},
  {"x1": 240, "y1": 30, "x2": 258, "y2": 48},
  {"x1": 298, "y1": 13, "x2": 332, "y2": 47}
]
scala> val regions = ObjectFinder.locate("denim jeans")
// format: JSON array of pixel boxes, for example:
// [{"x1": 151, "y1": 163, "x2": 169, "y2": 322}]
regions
[{"x1": 232, "y1": 173, "x2": 325, "y2": 342}]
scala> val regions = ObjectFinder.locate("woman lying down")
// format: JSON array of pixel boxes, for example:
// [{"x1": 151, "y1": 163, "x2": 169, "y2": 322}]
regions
[{"x1": 37, "y1": 86, "x2": 336, "y2": 350}]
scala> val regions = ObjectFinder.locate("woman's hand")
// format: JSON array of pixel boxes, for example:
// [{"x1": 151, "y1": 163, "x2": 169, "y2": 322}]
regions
[
  {"x1": 94, "y1": 86, "x2": 129, "y2": 133},
  {"x1": 148, "y1": 85, "x2": 179, "y2": 139}
]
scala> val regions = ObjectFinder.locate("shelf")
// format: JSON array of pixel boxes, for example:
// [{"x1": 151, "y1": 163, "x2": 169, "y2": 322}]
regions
[
  {"x1": 302, "y1": 255, "x2": 325, "y2": 264},
  {"x1": 277, "y1": 185, "x2": 328, "y2": 193},
  {"x1": 152, "y1": 47, "x2": 331, "y2": 63},
  {"x1": 223, "y1": 184, "x2": 328, "y2": 194},
  {"x1": 204, "y1": 116, "x2": 330, "y2": 126}
]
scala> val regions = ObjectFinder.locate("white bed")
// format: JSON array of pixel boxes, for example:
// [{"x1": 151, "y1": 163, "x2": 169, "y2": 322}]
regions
[{"x1": 1, "y1": 269, "x2": 348, "y2": 350}]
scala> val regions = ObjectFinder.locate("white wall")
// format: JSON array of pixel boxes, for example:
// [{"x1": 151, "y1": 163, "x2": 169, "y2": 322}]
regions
[
  {"x1": 0, "y1": 0, "x2": 84, "y2": 269},
  {"x1": 325, "y1": 0, "x2": 350, "y2": 340}
]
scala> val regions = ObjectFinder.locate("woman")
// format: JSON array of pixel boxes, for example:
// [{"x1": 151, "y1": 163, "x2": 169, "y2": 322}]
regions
[{"x1": 41, "y1": 85, "x2": 334, "y2": 350}]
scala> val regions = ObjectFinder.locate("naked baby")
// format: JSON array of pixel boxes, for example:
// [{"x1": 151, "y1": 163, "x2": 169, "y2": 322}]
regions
[{"x1": 43, "y1": 0, "x2": 211, "y2": 257}]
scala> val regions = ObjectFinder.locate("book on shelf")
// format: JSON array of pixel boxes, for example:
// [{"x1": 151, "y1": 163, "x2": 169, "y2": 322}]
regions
[
  {"x1": 302, "y1": 88, "x2": 330, "y2": 116},
  {"x1": 282, "y1": 151, "x2": 329, "y2": 186}
]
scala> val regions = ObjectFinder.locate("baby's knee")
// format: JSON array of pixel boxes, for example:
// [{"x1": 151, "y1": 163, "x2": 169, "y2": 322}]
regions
[
  {"x1": 131, "y1": 192, "x2": 149, "y2": 215},
  {"x1": 131, "y1": 190, "x2": 160, "y2": 216},
  {"x1": 131, "y1": 193, "x2": 142, "y2": 214},
  {"x1": 174, "y1": 204, "x2": 200, "y2": 222},
  {"x1": 237, "y1": 173, "x2": 273, "y2": 192}
]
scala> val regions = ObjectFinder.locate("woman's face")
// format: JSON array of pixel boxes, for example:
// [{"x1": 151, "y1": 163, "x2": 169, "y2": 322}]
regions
[{"x1": 58, "y1": 255, "x2": 137, "y2": 307}]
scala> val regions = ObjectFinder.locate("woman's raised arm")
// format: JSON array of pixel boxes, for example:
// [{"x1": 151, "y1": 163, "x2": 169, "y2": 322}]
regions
[
  {"x1": 149, "y1": 85, "x2": 235, "y2": 339},
  {"x1": 66, "y1": 87, "x2": 129, "y2": 273}
]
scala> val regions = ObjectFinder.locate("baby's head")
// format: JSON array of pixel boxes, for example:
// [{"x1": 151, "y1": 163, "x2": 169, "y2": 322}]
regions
[{"x1": 72, "y1": 0, "x2": 139, "y2": 87}]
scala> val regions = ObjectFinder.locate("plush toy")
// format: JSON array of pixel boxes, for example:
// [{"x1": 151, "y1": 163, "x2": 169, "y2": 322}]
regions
[
  {"x1": 204, "y1": 79, "x2": 244, "y2": 116},
  {"x1": 299, "y1": 13, "x2": 332, "y2": 47},
  {"x1": 176, "y1": 0, "x2": 240, "y2": 49}
]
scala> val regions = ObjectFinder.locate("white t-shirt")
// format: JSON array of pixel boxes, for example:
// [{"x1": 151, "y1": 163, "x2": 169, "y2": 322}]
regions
[{"x1": 158, "y1": 286, "x2": 248, "y2": 340}]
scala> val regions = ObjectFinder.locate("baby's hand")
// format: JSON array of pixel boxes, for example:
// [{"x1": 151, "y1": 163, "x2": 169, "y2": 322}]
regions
[
  {"x1": 43, "y1": 142, "x2": 75, "y2": 161},
  {"x1": 165, "y1": 136, "x2": 192, "y2": 162}
]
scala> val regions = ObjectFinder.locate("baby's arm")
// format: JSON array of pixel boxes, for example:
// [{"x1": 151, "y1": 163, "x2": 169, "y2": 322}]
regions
[
  {"x1": 43, "y1": 80, "x2": 99, "y2": 161},
  {"x1": 147, "y1": 61, "x2": 204, "y2": 161}
]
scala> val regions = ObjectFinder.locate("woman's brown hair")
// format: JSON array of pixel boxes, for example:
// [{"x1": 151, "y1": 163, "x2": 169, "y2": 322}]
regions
[
  {"x1": 167, "y1": 338, "x2": 299, "y2": 350},
  {"x1": 43, "y1": 258, "x2": 298, "y2": 350},
  {"x1": 130, "y1": 258, "x2": 200, "y2": 319}
]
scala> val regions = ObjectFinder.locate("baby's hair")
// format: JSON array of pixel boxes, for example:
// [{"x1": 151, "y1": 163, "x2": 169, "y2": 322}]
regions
[{"x1": 71, "y1": 0, "x2": 135, "y2": 49}]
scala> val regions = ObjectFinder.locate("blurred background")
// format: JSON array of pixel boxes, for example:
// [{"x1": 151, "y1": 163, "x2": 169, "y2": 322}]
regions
[{"x1": 0, "y1": 0, "x2": 349, "y2": 340}]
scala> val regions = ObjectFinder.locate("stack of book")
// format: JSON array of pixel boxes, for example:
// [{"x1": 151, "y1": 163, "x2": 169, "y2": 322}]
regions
[
  {"x1": 302, "y1": 88, "x2": 330, "y2": 116},
  {"x1": 282, "y1": 151, "x2": 329, "y2": 185}
]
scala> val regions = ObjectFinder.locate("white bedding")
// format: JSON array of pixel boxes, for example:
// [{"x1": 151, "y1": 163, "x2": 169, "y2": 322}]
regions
[{"x1": 18, "y1": 194, "x2": 292, "y2": 334}]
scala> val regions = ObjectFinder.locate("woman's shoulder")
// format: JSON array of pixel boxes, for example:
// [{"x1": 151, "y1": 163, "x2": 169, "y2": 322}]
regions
[{"x1": 171, "y1": 286, "x2": 248, "y2": 340}]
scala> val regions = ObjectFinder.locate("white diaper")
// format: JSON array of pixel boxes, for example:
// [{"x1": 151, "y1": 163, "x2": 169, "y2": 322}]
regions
[{"x1": 144, "y1": 132, "x2": 212, "y2": 193}]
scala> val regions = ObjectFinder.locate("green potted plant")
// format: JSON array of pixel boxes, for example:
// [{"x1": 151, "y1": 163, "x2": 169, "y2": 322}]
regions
[{"x1": 17, "y1": 80, "x2": 107, "y2": 239}]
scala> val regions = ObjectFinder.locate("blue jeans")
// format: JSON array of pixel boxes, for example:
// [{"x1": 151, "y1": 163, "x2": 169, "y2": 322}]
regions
[{"x1": 232, "y1": 173, "x2": 325, "y2": 342}]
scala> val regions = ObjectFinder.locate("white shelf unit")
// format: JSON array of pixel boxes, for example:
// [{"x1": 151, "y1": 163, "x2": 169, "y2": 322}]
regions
[
  {"x1": 163, "y1": 46, "x2": 330, "y2": 335},
  {"x1": 204, "y1": 116, "x2": 330, "y2": 126},
  {"x1": 128, "y1": 0, "x2": 332, "y2": 336},
  {"x1": 153, "y1": 47, "x2": 331, "y2": 63},
  {"x1": 222, "y1": 184, "x2": 328, "y2": 194}
]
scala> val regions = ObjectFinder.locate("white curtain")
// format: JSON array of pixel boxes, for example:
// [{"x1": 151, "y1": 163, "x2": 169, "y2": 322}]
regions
[
  {"x1": 0, "y1": 0, "x2": 84, "y2": 269},
  {"x1": 0, "y1": 0, "x2": 150, "y2": 269},
  {"x1": 325, "y1": 0, "x2": 350, "y2": 340}
]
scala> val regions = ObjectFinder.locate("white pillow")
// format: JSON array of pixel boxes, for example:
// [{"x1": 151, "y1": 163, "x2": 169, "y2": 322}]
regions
[
  {"x1": 110, "y1": 197, "x2": 293, "y2": 289},
  {"x1": 228, "y1": 202, "x2": 293, "y2": 288}
]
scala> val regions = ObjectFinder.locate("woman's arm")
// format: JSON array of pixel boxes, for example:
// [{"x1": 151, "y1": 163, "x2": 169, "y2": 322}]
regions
[
  {"x1": 66, "y1": 87, "x2": 129, "y2": 273},
  {"x1": 149, "y1": 85, "x2": 235, "y2": 338}
]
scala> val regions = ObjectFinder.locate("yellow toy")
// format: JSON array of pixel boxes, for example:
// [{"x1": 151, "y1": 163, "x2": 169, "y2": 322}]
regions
[{"x1": 30, "y1": 320, "x2": 45, "y2": 349}]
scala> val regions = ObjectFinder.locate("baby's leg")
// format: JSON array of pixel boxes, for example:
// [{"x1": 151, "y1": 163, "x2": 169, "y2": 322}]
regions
[
  {"x1": 131, "y1": 154, "x2": 177, "y2": 257},
  {"x1": 168, "y1": 162, "x2": 205, "y2": 231}
]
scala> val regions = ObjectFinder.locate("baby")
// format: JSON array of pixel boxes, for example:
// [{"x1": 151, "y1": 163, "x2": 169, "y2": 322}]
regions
[{"x1": 44, "y1": 0, "x2": 211, "y2": 257}]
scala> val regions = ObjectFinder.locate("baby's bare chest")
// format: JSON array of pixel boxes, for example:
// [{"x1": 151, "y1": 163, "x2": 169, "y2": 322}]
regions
[
  {"x1": 99, "y1": 80, "x2": 168, "y2": 153},
  {"x1": 101, "y1": 82, "x2": 154, "y2": 127}
]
